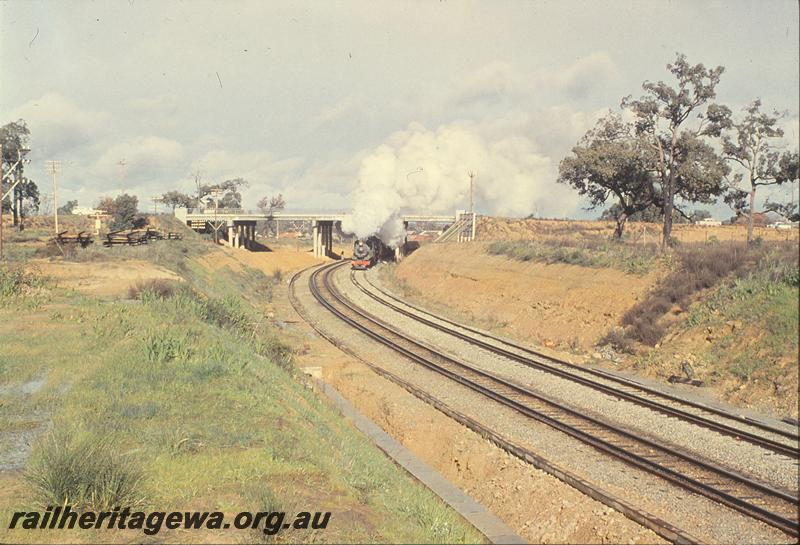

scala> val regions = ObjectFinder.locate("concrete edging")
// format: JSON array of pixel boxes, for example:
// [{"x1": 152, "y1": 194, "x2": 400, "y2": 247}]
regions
[{"x1": 318, "y1": 380, "x2": 527, "y2": 544}]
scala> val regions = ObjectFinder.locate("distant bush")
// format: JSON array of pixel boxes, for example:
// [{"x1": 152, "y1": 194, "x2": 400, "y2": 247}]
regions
[{"x1": 25, "y1": 429, "x2": 145, "y2": 510}]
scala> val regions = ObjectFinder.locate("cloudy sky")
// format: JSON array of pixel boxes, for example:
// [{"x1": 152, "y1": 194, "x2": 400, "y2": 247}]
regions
[{"x1": 1, "y1": 0, "x2": 798, "y2": 220}]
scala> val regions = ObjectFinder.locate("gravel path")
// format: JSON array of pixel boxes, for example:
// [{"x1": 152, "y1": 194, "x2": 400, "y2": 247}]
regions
[
  {"x1": 294, "y1": 265, "x2": 793, "y2": 543},
  {"x1": 335, "y1": 267, "x2": 799, "y2": 494}
]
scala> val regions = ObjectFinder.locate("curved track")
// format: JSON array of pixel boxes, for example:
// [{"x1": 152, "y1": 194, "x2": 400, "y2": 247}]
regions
[
  {"x1": 351, "y1": 270, "x2": 799, "y2": 456},
  {"x1": 306, "y1": 261, "x2": 798, "y2": 538}
]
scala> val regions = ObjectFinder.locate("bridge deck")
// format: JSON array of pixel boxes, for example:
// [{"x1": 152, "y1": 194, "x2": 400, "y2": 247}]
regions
[{"x1": 178, "y1": 208, "x2": 456, "y2": 224}]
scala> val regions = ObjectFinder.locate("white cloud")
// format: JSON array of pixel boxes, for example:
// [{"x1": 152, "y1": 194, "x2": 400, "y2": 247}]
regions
[
  {"x1": 90, "y1": 136, "x2": 185, "y2": 186},
  {"x1": 546, "y1": 51, "x2": 618, "y2": 100},
  {"x1": 454, "y1": 61, "x2": 524, "y2": 107},
  {"x1": 9, "y1": 93, "x2": 111, "y2": 156}
]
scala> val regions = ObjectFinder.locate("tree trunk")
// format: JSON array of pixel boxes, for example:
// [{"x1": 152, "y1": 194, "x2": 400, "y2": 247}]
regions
[
  {"x1": 662, "y1": 176, "x2": 675, "y2": 250},
  {"x1": 661, "y1": 134, "x2": 678, "y2": 251},
  {"x1": 747, "y1": 185, "x2": 757, "y2": 244},
  {"x1": 613, "y1": 212, "x2": 628, "y2": 239}
]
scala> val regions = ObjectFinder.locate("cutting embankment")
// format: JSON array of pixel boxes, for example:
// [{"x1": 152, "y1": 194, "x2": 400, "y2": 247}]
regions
[
  {"x1": 384, "y1": 217, "x2": 799, "y2": 419},
  {"x1": 0, "y1": 217, "x2": 482, "y2": 544}
]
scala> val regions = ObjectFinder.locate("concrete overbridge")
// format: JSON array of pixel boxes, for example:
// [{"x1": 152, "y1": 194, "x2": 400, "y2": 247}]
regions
[{"x1": 175, "y1": 208, "x2": 471, "y2": 258}]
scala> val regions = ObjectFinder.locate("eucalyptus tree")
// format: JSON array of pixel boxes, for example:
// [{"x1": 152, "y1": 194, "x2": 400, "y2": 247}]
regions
[
  {"x1": 622, "y1": 53, "x2": 731, "y2": 249},
  {"x1": 722, "y1": 100, "x2": 797, "y2": 242},
  {"x1": 558, "y1": 113, "x2": 657, "y2": 238}
]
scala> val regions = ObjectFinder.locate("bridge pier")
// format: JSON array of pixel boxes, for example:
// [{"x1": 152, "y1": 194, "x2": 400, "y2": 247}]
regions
[
  {"x1": 312, "y1": 220, "x2": 334, "y2": 258},
  {"x1": 224, "y1": 221, "x2": 257, "y2": 249}
]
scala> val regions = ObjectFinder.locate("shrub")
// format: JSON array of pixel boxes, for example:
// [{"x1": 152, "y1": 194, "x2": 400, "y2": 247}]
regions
[
  {"x1": 256, "y1": 336, "x2": 294, "y2": 374},
  {"x1": 598, "y1": 326, "x2": 635, "y2": 354},
  {"x1": 201, "y1": 296, "x2": 249, "y2": 329},
  {"x1": 143, "y1": 330, "x2": 193, "y2": 363},
  {"x1": 621, "y1": 242, "x2": 798, "y2": 346},
  {"x1": 127, "y1": 278, "x2": 183, "y2": 300},
  {"x1": 0, "y1": 265, "x2": 46, "y2": 297},
  {"x1": 487, "y1": 238, "x2": 659, "y2": 275},
  {"x1": 25, "y1": 429, "x2": 145, "y2": 510}
]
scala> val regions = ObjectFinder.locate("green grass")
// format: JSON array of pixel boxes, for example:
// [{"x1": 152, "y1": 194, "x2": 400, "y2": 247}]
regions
[
  {"x1": 486, "y1": 239, "x2": 660, "y2": 275},
  {"x1": 0, "y1": 242, "x2": 482, "y2": 543},
  {"x1": 683, "y1": 253, "x2": 799, "y2": 383}
]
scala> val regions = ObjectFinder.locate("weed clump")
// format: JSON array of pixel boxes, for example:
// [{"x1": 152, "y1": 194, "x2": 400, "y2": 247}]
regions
[
  {"x1": 201, "y1": 296, "x2": 249, "y2": 329},
  {"x1": 127, "y1": 278, "x2": 183, "y2": 300},
  {"x1": 0, "y1": 264, "x2": 46, "y2": 297},
  {"x1": 25, "y1": 429, "x2": 145, "y2": 510},
  {"x1": 143, "y1": 329, "x2": 193, "y2": 363}
]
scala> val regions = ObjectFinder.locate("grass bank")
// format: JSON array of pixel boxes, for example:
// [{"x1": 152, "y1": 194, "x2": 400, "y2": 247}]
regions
[
  {"x1": 0, "y1": 238, "x2": 482, "y2": 543},
  {"x1": 486, "y1": 237, "x2": 661, "y2": 275}
]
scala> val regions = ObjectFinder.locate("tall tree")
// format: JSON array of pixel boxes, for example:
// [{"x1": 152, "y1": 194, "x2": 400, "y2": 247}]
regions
[
  {"x1": 200, "y1": 178, "x2": 248, "y2": 209},
  {"x1": 722, "y1": 101, "x2": 797, "y2": 242},
  {"x1": 257, "y1": 193, "x2": 286, "y2": 215},
  {"x1": 161, "y1": 190, "x2": 194, "y2": 211},
  {"x1": 558, "y1": 114, "x2": 657, "y2": 238},
  {"x1": 257, "y1": 193, "x2": 286, "y2": 237},
  {"x1": 1, "y1": 120, "x2": 39, "y2": 226},
  {"x1": 109, "y1": 194, "x2": 138, "y2": 230},
  {"x1": 58, "y1": 200, "x2": 78, "y2": 215},
  {"x1": 96, "y1": 197, "x2": 115, "y2": 214},
  {"x1": 622, "y1": 53, "x2": 731, "y2": 249}
]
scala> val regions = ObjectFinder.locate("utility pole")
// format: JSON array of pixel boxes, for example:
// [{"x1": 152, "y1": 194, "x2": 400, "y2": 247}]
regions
[
  {"x1": 210, "y1": 187, "x2": 224, "y2": 244},
  {"x1": 468, "y1": 171, "x2": 475, "y2": 214},
  {"x1": 468, "y1": 171, "x2": 477, "y2": 241},
  {"x1": 151, "y1": 196, "x2": 163, "y2": 215},
  {"x1": 45, "y1": 160, "x2": 61, "y2": 234}
]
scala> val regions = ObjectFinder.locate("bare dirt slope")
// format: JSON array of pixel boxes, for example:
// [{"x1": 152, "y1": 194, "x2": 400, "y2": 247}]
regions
[
  {"x1": 387, "y1": 217, "x2": 798, "y2": 419},
  {"x1": 389, "y1": 242, "x2": 658, "y2": 352},
  {"x1": 31, "y1": 259, "x2": 182, "y2": 298}
]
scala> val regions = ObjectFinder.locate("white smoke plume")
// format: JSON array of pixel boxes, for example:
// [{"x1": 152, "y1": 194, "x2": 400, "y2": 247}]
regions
[{"x1": 341, "y1": 121, "x2": 578, "y2": 245}]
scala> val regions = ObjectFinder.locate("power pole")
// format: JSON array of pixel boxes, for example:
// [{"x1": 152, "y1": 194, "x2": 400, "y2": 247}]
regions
[
  {"x1": 210, "y1": 187, "x2": 224, "y2": 244},
  {"x1": 151, "y1": 196, "x2": 163, "y2": 215},
  {"x1": 45, "y1": 160, "x2": 61, "y2": 234},
  {"x1": 468, "y1": 171, "x2": 475, "y2": 213}
]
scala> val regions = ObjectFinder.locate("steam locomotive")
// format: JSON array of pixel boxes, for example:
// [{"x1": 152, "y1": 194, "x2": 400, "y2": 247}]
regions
[{"x1": 351, "y1": 236, "x2": 388, "y2": 270}]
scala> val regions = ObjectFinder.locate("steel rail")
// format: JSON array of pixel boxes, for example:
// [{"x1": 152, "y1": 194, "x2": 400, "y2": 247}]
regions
[
  {"x1": 350, "y1": 271, "x2": 799, "y2": 458},
  {"x1": 358, "y1": 270, "x2": 799, "y2": 444},
  {"x1": 288, "y1": 266, "x2": 704, "y2": 544},
  {"x1": 310, "y1": 261, "x2": 799, "y2": 537}
]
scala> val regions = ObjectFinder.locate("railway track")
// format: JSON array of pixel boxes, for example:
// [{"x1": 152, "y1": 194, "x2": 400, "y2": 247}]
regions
[
  {"x1": 350, "y1": 270, "x2": 800, "y2": 458},
  {"x1": 307, "y1": 261, "x2": 799, "y2": 538}
]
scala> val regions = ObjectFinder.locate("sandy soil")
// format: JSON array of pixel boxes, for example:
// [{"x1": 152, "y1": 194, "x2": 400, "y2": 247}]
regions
[
  {"x1": 391, "y1": 243, "x2": 658, "y2": 351},
  {"x1": 31, "y1": 259, "x2": 183, "y2": 298},
  {"x1": 389, "y1": 228, "x2": 798, "y2": 420},
  {"x1": 197, "y1": 241, "x2": 349, "y2": 275}
]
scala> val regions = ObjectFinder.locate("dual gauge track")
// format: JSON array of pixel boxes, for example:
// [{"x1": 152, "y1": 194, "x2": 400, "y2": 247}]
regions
[{"x1": 292, "y1": 260, "x2": 799, "y2": 542}]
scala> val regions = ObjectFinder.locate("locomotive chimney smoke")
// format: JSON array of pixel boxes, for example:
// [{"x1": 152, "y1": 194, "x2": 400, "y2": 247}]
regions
[{"x1": 341, "y1": 121, "x2": 577, "y2": 245}]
